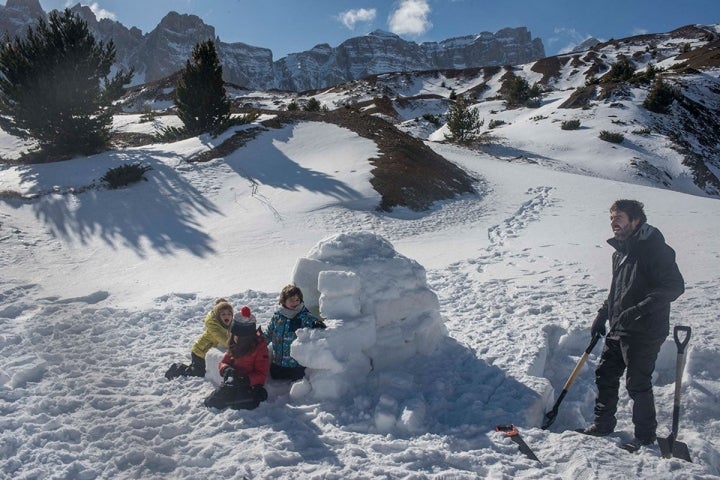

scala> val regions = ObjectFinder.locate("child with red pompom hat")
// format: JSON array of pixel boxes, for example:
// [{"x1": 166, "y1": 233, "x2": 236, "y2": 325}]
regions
[{"x1": 204, "y1": 306, "x2": 270, "y2": 410}]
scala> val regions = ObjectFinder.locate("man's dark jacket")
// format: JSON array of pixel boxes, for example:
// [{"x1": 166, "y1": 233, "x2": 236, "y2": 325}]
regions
[{"x1": 599, "y1": 222, "x2": 685, "y2": 341}]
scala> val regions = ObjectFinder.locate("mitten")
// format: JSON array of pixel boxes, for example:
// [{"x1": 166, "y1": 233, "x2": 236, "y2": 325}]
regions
[
  {"x1": 234, "y1": 375, "x2": 250, "y2": 388},
  {"x1": 221, "y1": 366, "x2": 236, "y2": 382},
  {"x1": 312, "y1": 319, "x2": 327, "y2": 329},
  {"x1": 590, "y1": 312, "x2": 607, "y2": 336},
  {"x1": 252, "y1": 385, "x2": 268, "y2": 402}
]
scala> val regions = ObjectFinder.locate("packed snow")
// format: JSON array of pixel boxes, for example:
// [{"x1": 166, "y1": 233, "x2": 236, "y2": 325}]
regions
[{"x1": 1, "y1": 115, "x2": 719, "y2": 479}]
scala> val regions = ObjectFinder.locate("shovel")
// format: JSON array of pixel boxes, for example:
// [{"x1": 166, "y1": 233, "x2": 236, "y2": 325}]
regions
[
  {"x1": 542, "y1": 333, "x2": 601, "y2": 430},
  {"x1": 658, "y1": 325, "x2": 692, "y2": 462},
  {"x1": 495, "y1": 424, "x2": 541, "y2": 464}
]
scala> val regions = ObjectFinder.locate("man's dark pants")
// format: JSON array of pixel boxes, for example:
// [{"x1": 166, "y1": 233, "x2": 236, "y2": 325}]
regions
[{"x1": 593, "y1": 336, "x2": 665, "y2": 441}]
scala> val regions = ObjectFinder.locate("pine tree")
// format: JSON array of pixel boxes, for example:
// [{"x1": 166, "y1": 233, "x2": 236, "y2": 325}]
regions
[
  {"x1": 0, "y1": 9, "x2": 133, "y2": 156},
  {"x1": 643, "y1": 77, "x2": 678, "y2": 114},
  {"x1": 174, "y1": 40, "x2": 231, "y2": 135},
  {"x1": 304, "y1": 98, "x2": 321, "y2": 112},
  {"x1": 444, "y1": 96, "x2": 482, "y2": 143},
  {"x1": 505, "y1": 76, "x2": 530, "y2": 106}
]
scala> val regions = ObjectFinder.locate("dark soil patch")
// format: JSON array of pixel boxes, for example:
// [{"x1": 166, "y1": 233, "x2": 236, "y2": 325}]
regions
[
  {"x1": 530, "y1": 56, "x2": 564, "y2": 84},
  {"x1": 111, "y1": 131, "x2": 157, "y2": 149},
  {"x1": 676, "y1": 39, "x2": 720, "y2": 69},
  {"x1": 190, "y1": 127, "x2": 265, "y2": 163},
  {"x1": 558, "y1": 85, "x2": 597, "y2": 109},
  {"x1": 322, "y1": 109, "x2": 478, "y2": 211}
]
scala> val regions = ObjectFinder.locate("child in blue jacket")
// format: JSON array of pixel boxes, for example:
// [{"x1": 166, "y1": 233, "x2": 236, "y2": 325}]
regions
[{"x1": 265, "y1": 285, "x2": 325, "y2": 381}]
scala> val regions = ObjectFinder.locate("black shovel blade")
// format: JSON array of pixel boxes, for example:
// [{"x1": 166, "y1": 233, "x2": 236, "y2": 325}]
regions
[
  {"x1": 658, "y1": 436, "x2": 692, "y2": 462},
  {"x1": 541, "y1": 409, "x2": 557, "y2": 430}
]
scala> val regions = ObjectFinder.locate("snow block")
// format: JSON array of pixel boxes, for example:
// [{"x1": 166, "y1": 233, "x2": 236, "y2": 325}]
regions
[
  {"x1": 205, "y1": 348, "x2": 225, "y2": 386},
  {"x1": 412, "y1": 311, "x2": 448, "y2": 355},
  {"x1": 291, "y1": 257, "x2": 325, "y2": 310},
  {"x1": 398, "y1": 398, "x2": 427, "y2": 433},
  {"x1": 318, "y1": 271, "x2": 362, "y2": 318},
  {"x1": 320, "y1": 294, "x2": 361, "y2": 319},
  {"x1": 324, "y1": 317, "x2": 377, "y2": 351},
  {"x1": 374, "y1": 394, "x2": 399, "y2": 433},
  {"x1": 305, "y1": 370, "x2": 347, "y2": 400},
  {"x1": 292, "y1": 332, "x2": 344, "y2": 372},
  {"x1": 293, "y1": 318, "x2": 375, "y2": 369},
  {"x1": 373, "y1": 290, "x2": 440, "y2": 328},
  {"x1": 317, "y1": 270, "x2": 361, "y2": 295}
]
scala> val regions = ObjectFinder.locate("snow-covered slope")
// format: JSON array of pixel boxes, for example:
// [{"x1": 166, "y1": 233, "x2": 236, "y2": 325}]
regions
[{"x1": 191, "y1": 23, "x2": 719, "y2": 198}]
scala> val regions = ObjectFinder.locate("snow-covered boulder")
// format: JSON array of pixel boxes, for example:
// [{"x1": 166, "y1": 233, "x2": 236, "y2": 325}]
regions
[{"x1": 288, "y1": 232, "x2": 447, "y2": 400}]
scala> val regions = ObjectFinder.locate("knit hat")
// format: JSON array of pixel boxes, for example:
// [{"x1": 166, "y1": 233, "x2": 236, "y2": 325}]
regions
[{"x1": 231, "y1": 305, "x2": 257, "y2": 337}]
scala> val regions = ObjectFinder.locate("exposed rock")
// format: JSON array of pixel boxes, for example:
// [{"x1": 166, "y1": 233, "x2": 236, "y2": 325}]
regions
[
  {"x1": 0, "y1": 0, "x2": 45, "y2": 37},
  {"x1": 571, "y1": 37, "x2": 601, "y2": 53},
  {"x1": 274, "y1": 28, "x2": 545, "y2": 91}
]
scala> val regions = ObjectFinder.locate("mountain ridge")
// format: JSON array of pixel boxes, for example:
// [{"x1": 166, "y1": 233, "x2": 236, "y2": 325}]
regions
[{"x1": 0, "y1": 0, "x2": 545, "y2": 91}]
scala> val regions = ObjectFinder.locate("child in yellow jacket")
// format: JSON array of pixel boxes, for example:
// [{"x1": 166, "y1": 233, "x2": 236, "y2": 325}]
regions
[{"x1": 165, "y1": 298, "x2": 233, "y2": 380}]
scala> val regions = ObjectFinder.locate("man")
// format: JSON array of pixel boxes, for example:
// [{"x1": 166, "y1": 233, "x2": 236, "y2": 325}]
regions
[{"x1": 581, "y1": 200, "x2": 684, "y2": 446}]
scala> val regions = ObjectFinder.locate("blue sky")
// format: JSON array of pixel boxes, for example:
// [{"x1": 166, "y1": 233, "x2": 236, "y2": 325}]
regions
[{"x1": 35, "y1": 0, "x2": 720, "y2": 59}]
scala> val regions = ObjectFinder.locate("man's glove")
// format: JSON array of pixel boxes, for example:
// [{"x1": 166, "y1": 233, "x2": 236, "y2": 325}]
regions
[
  {"x1": 591, "y1": 312, "x2": 607, "y2": 336},
  {"x1": 618, "y1": 306, "x2": 642, "y2": 327}
]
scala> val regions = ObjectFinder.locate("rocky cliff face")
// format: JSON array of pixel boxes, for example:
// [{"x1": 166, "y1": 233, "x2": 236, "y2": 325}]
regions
[
  {"x1": 128, "y1": 11, "x2": 216, "y2": 83},
  {"x1": 0, "y1": 1, "x2": 546, "y2": 91},
  {"x1": 274, "y1": 28, "x2": 545, "y2": 91},
  {"x1": 0, "y1": 0, "x2": 46, "y2": 37},
  {"x1": 68, "y1": 4, "x2": 143, "y2": 67}
]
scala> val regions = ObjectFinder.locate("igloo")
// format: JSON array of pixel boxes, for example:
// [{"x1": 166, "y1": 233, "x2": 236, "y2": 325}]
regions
[{"x1": 287, "y1": 232, "x2": 447, "y2": 400}]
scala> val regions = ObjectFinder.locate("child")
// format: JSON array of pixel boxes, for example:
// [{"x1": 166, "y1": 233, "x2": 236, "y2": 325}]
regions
[
  {"x1": 265, "y1": 285, "x2": 326, "y2": 381},
  {"x1": 204, "y1": 306, "x2": 270, "y2": 410},
  {"x1": 165, "y1": 298, "x2": 233, "y2": 380}
]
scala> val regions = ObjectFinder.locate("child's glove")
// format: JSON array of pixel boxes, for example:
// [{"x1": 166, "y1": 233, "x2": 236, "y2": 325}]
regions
[
  {"x1": 226, "y1": 375, "x2": 250, "y2": 389},
  {"x1": 312, "y1": 319, "x2": 327, "y2": 329},
  {"x1": 222, "y1": 367, "x2": 249, "y2": 388},
  {"x1": 220, "y1": 367, "x2": 235, "y2": 385}
]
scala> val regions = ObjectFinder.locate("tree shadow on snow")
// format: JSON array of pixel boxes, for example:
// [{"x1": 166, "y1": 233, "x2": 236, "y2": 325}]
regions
[
  {"x1": 478, "y1": 143, "x2": 557, "y2": 164},
  {"x1": 18, "y1": 148, "x2": 220, "y2": 257},
  {"x1": 223, "y1": 124, "x2": 369, "y2": 204}
]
